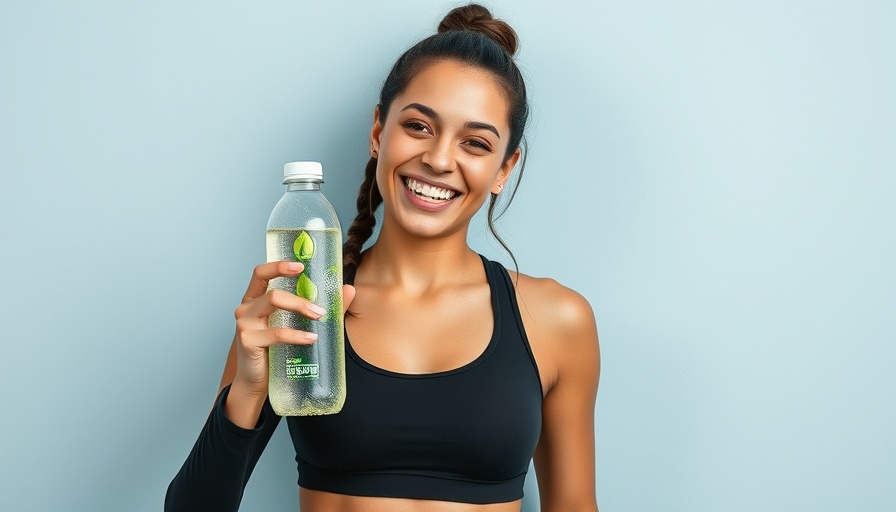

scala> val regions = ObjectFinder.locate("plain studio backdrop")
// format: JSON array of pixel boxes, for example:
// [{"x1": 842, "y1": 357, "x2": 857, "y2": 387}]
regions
[{"x1": 0, "y1": 1, "x2": 893, "y2": 511}]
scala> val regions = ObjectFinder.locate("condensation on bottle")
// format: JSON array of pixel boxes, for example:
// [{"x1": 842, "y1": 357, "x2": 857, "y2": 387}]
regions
[{"x1": 265, "y1": 161, "x2": 345, "y2": 416}]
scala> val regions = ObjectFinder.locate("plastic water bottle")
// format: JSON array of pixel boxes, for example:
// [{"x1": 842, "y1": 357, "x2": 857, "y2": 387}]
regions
[{"x1": 265, "y1": 161, "x2": 345, "y2": 416}]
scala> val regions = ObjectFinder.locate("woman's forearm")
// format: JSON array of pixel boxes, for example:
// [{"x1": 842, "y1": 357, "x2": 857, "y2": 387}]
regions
[{"x1": 164, "y1": 385, "x2": 280, "y2": 512}]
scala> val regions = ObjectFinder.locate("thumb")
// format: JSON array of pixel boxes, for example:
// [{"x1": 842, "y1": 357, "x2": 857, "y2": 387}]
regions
[{"x1": 342, "y1": 284, "x2": 356, "y2": 314}]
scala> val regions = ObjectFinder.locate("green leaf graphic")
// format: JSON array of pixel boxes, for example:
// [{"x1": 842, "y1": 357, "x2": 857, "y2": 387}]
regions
[
  {"x1": 293, "y1": 231, "x2": 314, "y2": 261},
  {"x1": 296, "y1": 273, "x2": 318, "y2": 302}
]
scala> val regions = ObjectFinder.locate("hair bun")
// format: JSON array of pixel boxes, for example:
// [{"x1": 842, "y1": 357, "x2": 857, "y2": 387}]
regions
[{"x1": 437, "y1": 4, "x2": 518, "y2": 56}]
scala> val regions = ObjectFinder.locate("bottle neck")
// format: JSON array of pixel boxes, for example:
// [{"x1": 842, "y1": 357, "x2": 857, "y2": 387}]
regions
[{"x1": 285, "y1": 181, "x2": 321, "y2": 191}]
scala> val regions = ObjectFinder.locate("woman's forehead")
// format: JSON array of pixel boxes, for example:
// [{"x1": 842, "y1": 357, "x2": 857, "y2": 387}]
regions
[{"x1": 391, "y1": 60, "x2": 511, "y2": 133}]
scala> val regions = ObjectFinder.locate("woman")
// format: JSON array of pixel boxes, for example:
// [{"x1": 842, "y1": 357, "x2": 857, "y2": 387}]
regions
[{"x1": 166, "y1": 4, "x2": 600, "y2": 511}]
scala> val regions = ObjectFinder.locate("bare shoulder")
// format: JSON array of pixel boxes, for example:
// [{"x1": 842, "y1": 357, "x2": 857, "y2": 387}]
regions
[
  {"x1": 510, "y1": 271, "x2": 597, "y2": 334},
  {"x1": 509, "y1": 271, "x2": 600, "y2": 393}
]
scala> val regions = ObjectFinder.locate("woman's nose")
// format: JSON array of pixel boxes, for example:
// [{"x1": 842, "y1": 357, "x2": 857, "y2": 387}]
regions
[{"x1": 421, "y1": 137, "x2": 456, "y2": 174}]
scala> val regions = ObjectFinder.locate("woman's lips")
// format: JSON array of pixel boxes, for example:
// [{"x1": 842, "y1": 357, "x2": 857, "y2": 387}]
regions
[{"x1": 401, "y1": 176, "x2": 460, "y2": 212}]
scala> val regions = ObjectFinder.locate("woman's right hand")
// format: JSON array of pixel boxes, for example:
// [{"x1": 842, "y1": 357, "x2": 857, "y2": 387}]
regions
[
  {"x1": 221, "y1": 261, "x2": 355, "y2": 427},
  {"x1": 232, "y1": 261, "x2": 325, "y2": 394}
]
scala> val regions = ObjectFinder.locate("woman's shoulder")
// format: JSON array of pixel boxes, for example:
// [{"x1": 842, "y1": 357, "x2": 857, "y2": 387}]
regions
[
  {"x1": 508, "y1": 270, "x2": 596, "y2": 329},
  {"x1": 507, "y1": 269, "x2": 600, "y2": 393}
]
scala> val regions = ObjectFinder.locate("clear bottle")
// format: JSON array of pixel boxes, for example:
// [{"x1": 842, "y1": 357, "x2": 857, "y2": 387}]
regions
[{"x1": 266, "y1": 161, "x2": 345, "y2": 416}]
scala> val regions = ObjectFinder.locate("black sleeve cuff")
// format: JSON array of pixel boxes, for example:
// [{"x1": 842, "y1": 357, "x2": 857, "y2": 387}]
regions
[{"x1": 214, "y1": 385, "x2": 267, "y2": 438}]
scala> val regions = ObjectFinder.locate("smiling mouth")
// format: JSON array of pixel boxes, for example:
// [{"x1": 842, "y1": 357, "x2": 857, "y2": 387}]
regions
[{"x1": 403, "y1": 177, "x2": 460, "y2": 203}]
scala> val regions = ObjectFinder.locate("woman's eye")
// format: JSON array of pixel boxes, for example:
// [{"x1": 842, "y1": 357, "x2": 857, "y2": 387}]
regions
[
  {"x1": 403, "y1": 121, "x2": 430, "y2": 133},
  {"x1": 465, "y1": 139, "x2": 493, "y2": 152}
]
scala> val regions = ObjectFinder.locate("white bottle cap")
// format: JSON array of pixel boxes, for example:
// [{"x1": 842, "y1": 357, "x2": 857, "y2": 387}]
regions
[{"x1": 284, "y1": 161, "x2": 323, "y2": 183}]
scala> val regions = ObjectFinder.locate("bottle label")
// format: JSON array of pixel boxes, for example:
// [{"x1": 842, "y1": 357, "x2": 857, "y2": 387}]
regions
[{"x1": 285, "y1": 357, "x2": 320, "y2": 380}]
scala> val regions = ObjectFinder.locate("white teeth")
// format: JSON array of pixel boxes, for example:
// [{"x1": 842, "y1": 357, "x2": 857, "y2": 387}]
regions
[{"x1": 405, "y1": 177, "x2": 456, "y2": 201}]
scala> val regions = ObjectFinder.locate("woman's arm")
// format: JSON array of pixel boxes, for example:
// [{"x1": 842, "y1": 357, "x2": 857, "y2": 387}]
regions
[
  {"x1": 164, "y1": 385, "x2": 280, "y2": 512},
  {"x1": 520, "y1": 278, "x2": 601, "y2": 512},
  {"x1": 166, "y1": 262, "x2": 355, "y2": 511}
]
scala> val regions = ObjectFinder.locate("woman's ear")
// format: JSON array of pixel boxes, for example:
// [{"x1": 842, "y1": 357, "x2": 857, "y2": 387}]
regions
[
  {"x1": 370, "y1": 105, "x2": 382, "y2": 159},
  {"x1": 492, "y1": 147, "x2": 521, "y2": 194}
]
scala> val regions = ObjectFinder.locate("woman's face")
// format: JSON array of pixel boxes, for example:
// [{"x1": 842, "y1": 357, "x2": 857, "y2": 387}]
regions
[{"x1": 370, "y1": 59, "x2": 521, "y2": 240}]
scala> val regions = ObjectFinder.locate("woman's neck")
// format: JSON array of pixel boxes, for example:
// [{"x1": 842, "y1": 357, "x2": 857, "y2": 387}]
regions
[{"x1": 357, "y1": 222, "x2": 483, "y2": 292}]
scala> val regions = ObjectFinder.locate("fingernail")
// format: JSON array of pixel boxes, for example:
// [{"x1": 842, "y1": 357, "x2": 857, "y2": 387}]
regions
[
  {"x1": 304, "y1": 332, "x2": 319, "y2": 341},
  {"x1": 287, "y1": 262, "x2": 302, "y2": 271},
  {"x1": 308, "y1": 303, "x2": 326, "y2": 316}
]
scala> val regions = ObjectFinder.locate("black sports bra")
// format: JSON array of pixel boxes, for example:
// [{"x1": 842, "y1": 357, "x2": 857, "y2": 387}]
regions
[{"x1": 285, "y1": 255, "x2": 543, "y2": 504}]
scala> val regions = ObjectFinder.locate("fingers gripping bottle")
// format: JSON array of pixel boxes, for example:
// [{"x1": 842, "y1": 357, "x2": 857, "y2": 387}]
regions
[{"x1": 266, "y1": 161, "x2": 345, "y2": 416}]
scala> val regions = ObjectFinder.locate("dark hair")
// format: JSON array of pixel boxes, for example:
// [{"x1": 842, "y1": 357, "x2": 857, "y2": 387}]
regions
[{"x1": 343, "y1": 4, "x2": 529, "y2": 278}]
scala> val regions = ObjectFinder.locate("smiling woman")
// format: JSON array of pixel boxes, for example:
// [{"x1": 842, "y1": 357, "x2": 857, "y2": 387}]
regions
[
  {"x1": 371, "y1": 60, "x2": 520, "y2": 236},
  {"x1": 164, "y1": 4, "x2": 600, "y2": 512}
]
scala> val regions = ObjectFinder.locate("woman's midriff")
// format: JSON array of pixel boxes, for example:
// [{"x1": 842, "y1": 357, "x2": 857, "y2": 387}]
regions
[{"x1": 299, "y1": 488, "x2": 523, "y2": 512}]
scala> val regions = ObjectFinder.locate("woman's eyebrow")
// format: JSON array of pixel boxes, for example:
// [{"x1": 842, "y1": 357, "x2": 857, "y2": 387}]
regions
[
  {"x1": 465, "y1": 121, "x2": 500, "y2": 139},
  {"x1": 400, "y1": 103, "x2": 501, "y2": 139},
  {"x1": 401, "y1": 102, "x2": 439, "y2": 119}
]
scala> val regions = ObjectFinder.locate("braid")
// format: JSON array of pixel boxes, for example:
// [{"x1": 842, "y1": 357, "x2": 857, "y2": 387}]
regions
[{"x1": 342, "y1": 157, "x2": 382, "y2": 279}]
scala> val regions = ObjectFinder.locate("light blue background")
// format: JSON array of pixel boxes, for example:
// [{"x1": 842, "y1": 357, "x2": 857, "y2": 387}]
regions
[{"x1": 1, "y1": 1, "x2": 893, "y2": 511}]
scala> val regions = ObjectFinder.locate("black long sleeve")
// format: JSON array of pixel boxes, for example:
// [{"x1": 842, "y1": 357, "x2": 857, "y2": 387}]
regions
[{"x1": 164, "y1": 385, "x2": 282, "y2": 512}]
